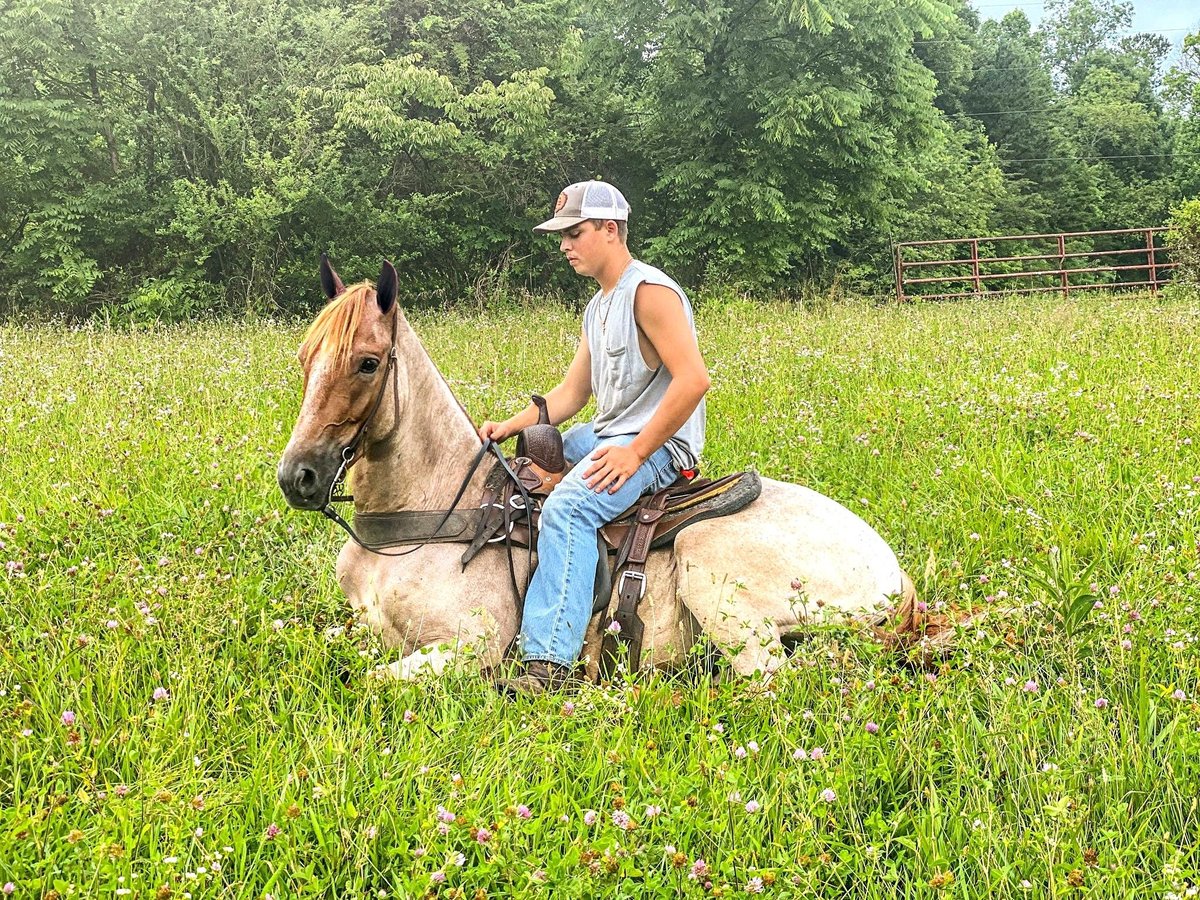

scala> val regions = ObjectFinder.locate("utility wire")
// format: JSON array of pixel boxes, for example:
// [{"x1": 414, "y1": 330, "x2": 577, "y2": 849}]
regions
[
  {"x1": 911, "y1": 27, "x2": 1195, "y2": 46},
  {"x1": 994, "y1": 151, "x2": 1200, "y2": 163}
]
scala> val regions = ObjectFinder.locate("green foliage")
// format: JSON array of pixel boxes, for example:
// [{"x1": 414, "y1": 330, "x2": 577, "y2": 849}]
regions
[
  {"x1": 1166, "y1": 197, "x2": 1200, "y2": 285},
  {"x1": 0, "y1": 0, "x2": 1196, "y2": 315}
]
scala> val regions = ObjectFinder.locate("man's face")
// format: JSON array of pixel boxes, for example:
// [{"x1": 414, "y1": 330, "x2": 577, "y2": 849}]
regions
[{"x1": 558, "y1": 221, "x2": 609, "y2": 277}]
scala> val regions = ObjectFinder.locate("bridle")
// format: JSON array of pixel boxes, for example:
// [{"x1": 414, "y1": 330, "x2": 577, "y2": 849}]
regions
[
  {"x1": 315, "y1": 304, "x2": 534, "y2": 565},
  {"x1": 323, "y1": 305, "x2": 400, "y2": 513}
]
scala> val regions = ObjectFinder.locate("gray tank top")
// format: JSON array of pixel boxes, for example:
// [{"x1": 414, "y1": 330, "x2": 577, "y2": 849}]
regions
[{"x1": 581, "y1": 259, "x2": 705, "y2": 471}]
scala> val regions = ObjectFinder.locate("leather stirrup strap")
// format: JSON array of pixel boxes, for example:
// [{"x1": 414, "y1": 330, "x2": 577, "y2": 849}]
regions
[{"x1": 601, "y1": 487, "x2": 670, "y2": 676}]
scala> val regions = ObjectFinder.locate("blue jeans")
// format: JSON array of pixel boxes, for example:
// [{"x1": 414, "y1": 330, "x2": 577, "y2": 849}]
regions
[{"x1": 519, "y1": 423, "x2": 679, "y2": 666}]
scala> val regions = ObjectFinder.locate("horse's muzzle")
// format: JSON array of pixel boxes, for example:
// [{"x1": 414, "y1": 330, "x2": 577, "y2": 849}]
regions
[{"x1": 277, "y1": 452, "x2": 336, "y2": 511}]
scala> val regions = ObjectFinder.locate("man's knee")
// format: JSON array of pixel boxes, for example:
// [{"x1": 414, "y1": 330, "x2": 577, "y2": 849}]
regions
[{"x1": 540, "y1": 478, "x2": 603, "y2": 530}]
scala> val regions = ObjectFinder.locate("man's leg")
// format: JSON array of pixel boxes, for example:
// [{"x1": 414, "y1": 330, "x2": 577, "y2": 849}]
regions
[{"x1": 516, "y1": 430, "x2": 678, "y2": 670}]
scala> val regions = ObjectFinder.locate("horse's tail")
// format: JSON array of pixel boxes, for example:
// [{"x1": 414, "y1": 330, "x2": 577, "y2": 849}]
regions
[{"x1": 871, "y1": 570, "x2": 945, "y2": 666}]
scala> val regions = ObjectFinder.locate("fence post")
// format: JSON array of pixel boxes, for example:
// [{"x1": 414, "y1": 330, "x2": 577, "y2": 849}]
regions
[
  {"x1": 971, "y1": 238, "x2": 982, "y2": 297},
  {"x1": 1058, "y1": 234, "x2": 1068, "y2": 298},
  {"x1": 1146, "y1": 228, "x2": 1158, "y2": 294},
  {"x1": 894, "y1": 244, "x2": 905, "y2": 302}
]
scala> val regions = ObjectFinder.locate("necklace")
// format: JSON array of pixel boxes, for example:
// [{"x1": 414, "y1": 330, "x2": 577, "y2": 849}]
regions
[{"x1": 598, "y1": 260, "x2": 633, "y2": 335}]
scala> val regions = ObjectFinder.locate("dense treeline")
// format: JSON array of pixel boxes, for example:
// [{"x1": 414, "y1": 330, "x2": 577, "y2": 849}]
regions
[{"x1": 1, "y1": 0, "x2": 1198, "y2": 316}]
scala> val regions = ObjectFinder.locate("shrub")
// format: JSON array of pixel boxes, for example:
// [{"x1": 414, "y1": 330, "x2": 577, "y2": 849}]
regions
[{"x1": 1166, "y1": 198, "x2": 1200, "y2": 286}]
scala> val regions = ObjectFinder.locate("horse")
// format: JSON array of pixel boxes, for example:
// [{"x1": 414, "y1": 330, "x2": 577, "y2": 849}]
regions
[{"x1": 277, "y1": 257, "x2": 923, "y2": 682}]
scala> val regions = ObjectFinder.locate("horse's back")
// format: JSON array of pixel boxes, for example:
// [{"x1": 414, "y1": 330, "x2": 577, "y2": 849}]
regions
[{"x1": 671, "y1": 476, "x2": 902, "y2": 618}]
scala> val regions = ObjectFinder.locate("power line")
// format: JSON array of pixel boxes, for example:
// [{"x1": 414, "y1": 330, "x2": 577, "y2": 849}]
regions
[
  {"x1": 946, "y1": 107, "x2": 1059, "y2": 117},
  {"x1": 995, "y1": 151, "x2": 1200, "y2": 163},
  {"x1": 911, "y1": 27, "x2": 1195, "y2": 46}
]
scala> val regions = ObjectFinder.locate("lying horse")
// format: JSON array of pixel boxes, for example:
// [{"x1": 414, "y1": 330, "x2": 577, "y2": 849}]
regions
[{"x1": 277, "y1": 258, "x2": 921, "y2": 681}]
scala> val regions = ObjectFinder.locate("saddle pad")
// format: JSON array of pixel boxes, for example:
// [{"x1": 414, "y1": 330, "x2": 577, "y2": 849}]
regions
[{"x1": 599, "y1": 470, "x2": 762, "y2": 551}]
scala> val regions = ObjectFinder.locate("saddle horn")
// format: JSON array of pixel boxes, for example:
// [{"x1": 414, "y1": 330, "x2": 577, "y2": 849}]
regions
[{"x1": 515, "y1": 394, "x2": 565, "y2": 483}]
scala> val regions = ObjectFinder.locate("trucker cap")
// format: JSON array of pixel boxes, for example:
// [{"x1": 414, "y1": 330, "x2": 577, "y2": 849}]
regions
[{"x1": 532, "y1": 180, "x2": 630, "y2": 233}]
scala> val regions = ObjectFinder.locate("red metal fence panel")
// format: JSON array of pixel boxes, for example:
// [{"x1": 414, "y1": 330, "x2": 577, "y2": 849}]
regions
[{"x1": 893, "y1": 227, "x2": 1177, "y2": 302}]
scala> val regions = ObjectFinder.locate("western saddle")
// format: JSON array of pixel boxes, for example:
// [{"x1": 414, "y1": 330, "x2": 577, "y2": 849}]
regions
[{"x1": 346, "y1": 396, "x2": 761, "y2": 675}]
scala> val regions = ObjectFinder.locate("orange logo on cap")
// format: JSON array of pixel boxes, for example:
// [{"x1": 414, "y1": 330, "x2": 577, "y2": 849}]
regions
[{"x1": 554, "y1": 192, "x2": 568, "y2": 214}]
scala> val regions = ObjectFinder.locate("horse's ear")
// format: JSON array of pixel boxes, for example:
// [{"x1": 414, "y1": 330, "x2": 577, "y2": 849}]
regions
[
  {"x1": 319, "y1": 252, "x2": 344, "y2": 299},
  {"x1": 376, "y1": 260, "x2": 398, "y2": 315}
]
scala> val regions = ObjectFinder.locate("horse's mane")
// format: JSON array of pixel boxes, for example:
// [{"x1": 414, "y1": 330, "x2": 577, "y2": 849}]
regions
[{"x1": 299, "y1": 282, "x2": 375, "y2": 372}]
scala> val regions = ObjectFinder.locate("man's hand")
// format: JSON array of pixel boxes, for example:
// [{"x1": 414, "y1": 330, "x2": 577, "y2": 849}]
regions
[
  {"x1": 478, "y1": 420, "x2": 516, "y2": 443},
  {"x1": 584, "y1": 444, "x2": 645, "y2": 494}
]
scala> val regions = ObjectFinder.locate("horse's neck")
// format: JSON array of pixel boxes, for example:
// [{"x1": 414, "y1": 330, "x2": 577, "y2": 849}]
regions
[{"x1": 352, "y1": 326, "x2": 488, "y2": 513}]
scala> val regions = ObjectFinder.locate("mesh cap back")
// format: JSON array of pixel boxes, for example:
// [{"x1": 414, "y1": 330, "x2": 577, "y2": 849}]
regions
[{"x1": 533, "y1": 180, "x2": 630, "y2": 233}]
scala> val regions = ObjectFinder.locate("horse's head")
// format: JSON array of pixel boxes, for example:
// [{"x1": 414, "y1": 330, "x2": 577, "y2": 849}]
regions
[{"x1": 277, "y1": 255, "x2": 400, "y2": 510}]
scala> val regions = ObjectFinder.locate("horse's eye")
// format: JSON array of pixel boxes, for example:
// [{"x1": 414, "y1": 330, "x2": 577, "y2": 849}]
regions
[{"x1": 359, "y1": 358, "x2": 379, "y2": 374}]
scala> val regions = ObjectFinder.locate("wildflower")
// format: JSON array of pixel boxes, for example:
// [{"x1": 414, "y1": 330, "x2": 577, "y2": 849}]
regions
[
  {"x1": 734, "y1": 746, "x2": 748, "y2": 759},
  {"x1": 584, "y1": 810, "x2": 598, "y2": 826},
  {"x1": 436, "y1": 805, "x2": 456, "y2": 824},
  {"x1": 2, "y1": 884, "x2": 12, "y2": 896},
  {"x1": 792, "y1": 748, "x2": 808, "y2": 761},
  {"x1": 865, "y1": 722, "x2": 879, "y2": 734},
  {"x1": 929, "y1": 870, "x2": 955, "y2": 889},
  {"x1": 516, "y1": 804, "x2": 532, "y2": 819},
  {"x1": 644, "y1": 805, "x2": 661, "y2": 818},
  {"x1": 606, "y1": 620, "x2": 621, "y2": 635},
  {"x1": 1121, "y1": 639, "x2": 1132, "y2": 650},
  {"x1": 264, "y1": 823, "x2": 280, "y2": 840},
  {"x1": 561, "y1": 701, "x2": 575, "y2": 717},
  {"x1": 475, "y1": 827, "x2": 491, "y2": 844},
  {"x1": 365, "y1": 825, "x2": 378, "y2": 839},
  {"x1": 690, "y1": 859, "x2": 710, "y2": 880},
  {"x1": 1094, "y1": 698, "x2": 1109, "y2": 709},
  {"x1": 810, "y1": 747, "x2": 826, "y2": 760},
  {"x1": 1023, "y1": 680, "x2": 1039, "y2": 694},
  {"x1": 820, "y1": 788, "x2": 837, "y2": 804},
  {"x1": 745, "y1": 800, "x2": 760, "y2": 814},
  {"x1": 61, "y1": 710, "x2": 75, "y2": 726},
  {"x1": 449, "y1": 852, "x2": 466, "y2": 867},
  {"x1": 152, "y1": 687, "x2": 169, "y2": 702},
  {"x1": 403, "y1": 710, "x2": 416, "y2": 724},
  {"x1": 747, "y1": 741, "x2": 759, "y2": 754},
  {"x1": 1174, "y1": 689, "x2": 1187, "y2": 701},
  {"x1": 430, "y1": 872, "x2": 446, "y2": 884},
  {"x1": 612, "y1": 810, "x2": 633, "y2": 830},
  {"x1": 745, "y1": 876, "x2": 764, "y2": 893}
]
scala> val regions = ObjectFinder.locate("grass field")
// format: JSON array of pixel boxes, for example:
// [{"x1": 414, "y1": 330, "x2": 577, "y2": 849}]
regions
[{"x1": 2, "y1": 291, "x2": 1199, "y2": 899}]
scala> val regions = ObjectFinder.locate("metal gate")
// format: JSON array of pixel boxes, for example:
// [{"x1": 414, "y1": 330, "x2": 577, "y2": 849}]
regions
[{"x1": 894, "y1": 227, "x2": 1177, "y2": 301}]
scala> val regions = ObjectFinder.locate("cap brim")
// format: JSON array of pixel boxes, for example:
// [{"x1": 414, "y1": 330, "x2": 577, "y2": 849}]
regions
[{"x1": 532, "y1": 215, "x2": 588, "y2": 234}]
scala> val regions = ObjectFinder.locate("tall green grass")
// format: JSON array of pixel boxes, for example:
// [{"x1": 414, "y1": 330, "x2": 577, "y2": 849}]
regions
[{"x1": 1, "y1": 292, "x2": 1198, "y2": 898}]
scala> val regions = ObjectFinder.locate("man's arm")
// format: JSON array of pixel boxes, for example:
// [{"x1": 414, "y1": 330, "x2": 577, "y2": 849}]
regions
[
  {"x1": 478, "y1": 330, "x2": 593, "y2": 442},
  {"x1": 584, "y1": 282, "x2": 710, "y2": 493}
]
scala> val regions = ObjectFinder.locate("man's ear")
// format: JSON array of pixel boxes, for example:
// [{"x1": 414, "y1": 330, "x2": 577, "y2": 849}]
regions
[{"x1": 376, "y1": 260, "x2": 398, "y2": 315}]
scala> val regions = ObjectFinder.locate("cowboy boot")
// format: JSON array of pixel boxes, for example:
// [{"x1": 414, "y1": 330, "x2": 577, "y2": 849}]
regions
[{"x1": 493, "y1": 660, "x2": 575, "y2": 698}]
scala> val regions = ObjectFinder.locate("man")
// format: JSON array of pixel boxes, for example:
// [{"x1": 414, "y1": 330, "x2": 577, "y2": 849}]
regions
[{"x1": 480, "y1": 180, "x2": 710, "y2": 695}]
